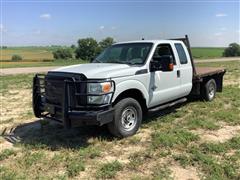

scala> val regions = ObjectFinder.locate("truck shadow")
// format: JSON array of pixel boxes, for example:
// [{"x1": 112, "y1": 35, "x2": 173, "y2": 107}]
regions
[
  {"x1": 3, "y1": 99, "x2": 197, "y2": 150},
  {"x1": 4, "y1": 121, "x2": 113, "y2": 150}
]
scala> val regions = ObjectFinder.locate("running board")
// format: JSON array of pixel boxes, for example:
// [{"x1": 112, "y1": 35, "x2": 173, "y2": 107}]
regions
[{"x1": 149, "y1": 98, "x2": 187, "y2": 112}]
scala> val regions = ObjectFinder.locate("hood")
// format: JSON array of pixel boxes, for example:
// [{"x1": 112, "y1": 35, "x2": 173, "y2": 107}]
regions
[{"x1": 50, "y1": 63, "x2": 141, "y2": 79}]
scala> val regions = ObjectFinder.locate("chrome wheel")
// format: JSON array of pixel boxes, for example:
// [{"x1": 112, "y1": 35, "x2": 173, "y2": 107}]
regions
[
  {"x1": 121, "y1": 106, "x2": 137, "y2": 131},
  {"x1": 208, "y1": 82, "x2": 215, "y2": 99}
]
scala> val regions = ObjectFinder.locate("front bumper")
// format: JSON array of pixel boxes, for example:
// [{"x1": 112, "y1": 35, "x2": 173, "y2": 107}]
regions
[
  {"x1": 43, "y1": 106, "x2": 114, "y2": 127},
  {"x1": 32, "y1": 73, "x2": 115, "y2": 128}
]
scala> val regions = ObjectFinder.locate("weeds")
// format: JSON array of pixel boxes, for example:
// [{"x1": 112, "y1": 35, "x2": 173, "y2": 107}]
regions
[
  {"x1": 96, "y1": 160, "x2": 123, "y2": 179},
  {"x1": 0, "y1": 149, "x2": 16, "y2": 161},
  {"x1": 151, "y1": 129, "x2": 199, "y2": 148}
]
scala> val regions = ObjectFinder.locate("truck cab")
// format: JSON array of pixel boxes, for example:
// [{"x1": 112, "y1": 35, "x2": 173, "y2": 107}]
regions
[{"x1": 33, "y1": 36, "x2": 225, "y2": 137}]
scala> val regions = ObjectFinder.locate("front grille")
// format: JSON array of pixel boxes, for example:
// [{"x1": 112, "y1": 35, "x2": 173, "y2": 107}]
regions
[{"x1": 45, "y1": 72, "x2": 87, "y2": 108}]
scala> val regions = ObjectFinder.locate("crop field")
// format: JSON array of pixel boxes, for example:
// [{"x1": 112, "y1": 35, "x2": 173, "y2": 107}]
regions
[
  {"x1": 191, "y1": 47, "x2": 225, "y2": 59},
  {"x1": 0, "y1": 61, "x2": 239, "y2": 179},
  {"x1": 0, "y1": 47, "x2": 226, "y2": 68},
  {"x1": 1, "y1": 47, "x2": 54, "y2": 61}
]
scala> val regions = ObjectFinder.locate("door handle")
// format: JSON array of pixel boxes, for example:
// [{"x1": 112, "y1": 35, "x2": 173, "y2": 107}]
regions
[{"x1": 177, "y1": 70, "x2": 180, "y2": 78}]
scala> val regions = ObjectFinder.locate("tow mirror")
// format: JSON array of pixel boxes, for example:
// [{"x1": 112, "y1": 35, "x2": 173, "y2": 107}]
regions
[{"x1": 150, "y1": 55, "x2": 174, "y2": 72}]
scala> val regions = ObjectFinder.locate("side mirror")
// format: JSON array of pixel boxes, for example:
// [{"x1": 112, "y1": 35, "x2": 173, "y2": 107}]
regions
[{"x1": 150, "y1": 55, "x2": 174, "y2": 72}]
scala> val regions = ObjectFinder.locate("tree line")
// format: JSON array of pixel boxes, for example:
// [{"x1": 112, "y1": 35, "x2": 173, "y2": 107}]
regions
[
  {"x1": 4, "y1": 38, "x2": 240, "y2": 61},
  {"x1": 52, "y1": 37, "x2": 115, "y2": 60},
  {"x1": 52, "y1": 39, "x2": 240, "y2": 61}
]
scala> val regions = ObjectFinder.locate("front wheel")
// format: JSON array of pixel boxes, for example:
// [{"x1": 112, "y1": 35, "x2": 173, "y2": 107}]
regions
[{"x1": 108, "y1": 98, "x2": 142, "y2": 137}]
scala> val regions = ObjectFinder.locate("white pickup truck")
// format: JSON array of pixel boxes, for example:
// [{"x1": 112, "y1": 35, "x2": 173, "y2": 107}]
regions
[{"x1": 33, "y1": 35, "x2": 226, "y2": 137}]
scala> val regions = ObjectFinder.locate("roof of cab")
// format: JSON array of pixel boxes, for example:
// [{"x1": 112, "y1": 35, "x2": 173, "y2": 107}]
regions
[{"x1": 114, "y1": 39, "x2": 183, "y2": 45}]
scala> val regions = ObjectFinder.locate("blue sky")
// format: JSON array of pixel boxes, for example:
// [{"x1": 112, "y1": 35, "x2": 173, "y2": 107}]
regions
[{"x1": 1, "y1": 0, "x2": 239, "y2": 47}]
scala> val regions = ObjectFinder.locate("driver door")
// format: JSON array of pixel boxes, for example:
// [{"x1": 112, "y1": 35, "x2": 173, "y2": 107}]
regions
[{"x1": 148, "y1": 43, "x2": 181, "y2": 107}]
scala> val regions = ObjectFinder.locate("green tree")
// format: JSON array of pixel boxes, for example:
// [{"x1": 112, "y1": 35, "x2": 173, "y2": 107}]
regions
[
  {"x1": 223, "y1": 43, "x2": 240, "y2": 57},
  {"x1": 71, "y1": 44, "x2": 76, "y2": 49},
  {"x1": 75, "y1": 38, "x2": 98, "y2": 60},
  {"x1": 52, "y1": 48, "x2": 73, "y2": 59},
  {"x1": 99, "y1": 37, "x2": 115, "y2": 50},
  {"x1": 11, "y1": 54, "x2": 22, "y2": 61}
]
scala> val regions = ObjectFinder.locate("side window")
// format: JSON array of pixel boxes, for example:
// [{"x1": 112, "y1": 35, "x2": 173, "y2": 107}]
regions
[
  {"x1": 152, "y1": 44, "x2": 176, "y2": 65},
  {"x1": 175, "y1": 43, "x2": 188, "y2": 64}
]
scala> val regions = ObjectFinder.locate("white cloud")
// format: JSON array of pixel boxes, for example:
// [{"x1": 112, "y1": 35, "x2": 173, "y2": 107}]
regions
[
  {"x1": 40, "y1": 13, "x2": 51, "y2": 20},
  {"x1": 99, "y1": 25, "x2": 105, "y2": 30},
  {"x1": 0, "y1": 24, "x2": 7, "y2": 32},
  {"x1": 111, "y1": 26, "x2": 117, "y2": 30},
  {"x1": 215, "y1": 13, "x2": 227, "y2": 17},
  {"x1": 214, "y1": 32, "x2": 223, "y2": 36}
]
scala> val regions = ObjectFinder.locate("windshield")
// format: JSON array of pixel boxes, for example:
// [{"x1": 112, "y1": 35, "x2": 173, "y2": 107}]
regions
[{"x1": 93, "y1": 43, "x2": 153, "y2": 65}]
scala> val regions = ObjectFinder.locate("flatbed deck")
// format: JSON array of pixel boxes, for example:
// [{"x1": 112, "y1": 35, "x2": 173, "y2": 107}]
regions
[{"x1": 195, "y1": 67, "x2": 226, "y2": 78}]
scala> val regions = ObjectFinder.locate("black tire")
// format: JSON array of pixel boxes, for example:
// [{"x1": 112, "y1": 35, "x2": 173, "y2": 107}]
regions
[
  {"x1": 108, "y1": 98, "x2": 142, "y2": 138},
  {"x1": 202, "y1": 79, "x2": 217, "y2": 101}
]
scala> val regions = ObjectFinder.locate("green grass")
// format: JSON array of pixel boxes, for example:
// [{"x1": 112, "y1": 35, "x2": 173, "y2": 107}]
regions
[
  {"x1": 66, "y1": 158, "x2": 85, "y2": 177},
  {"x1": 0, "y1": 149, "x2": 16, "y2": 161},
  {"x1": 151, "y1": 129, "x2": 199, "y2": 148},
  {"x1": 96, "y1": 160, "x2": 123, "y2": 179},
  {"x1": 0, "y1": 74, "x2": 33, "y2": 93},
  {"x1": 1, "y1": 47, "x2": 54, "y2": 61},
  {"x1": 185, "y1": 117, "x2": 219, "y2": 130},
  {"x1": 152, "y1": 164, "x2": 173, "y2": 180},
  {"x1": 191, "y1": 47, "x2": 225, "y2": 59},
  {"x1": 128, "y1": 150, "x2": 152, "y2": 170}
]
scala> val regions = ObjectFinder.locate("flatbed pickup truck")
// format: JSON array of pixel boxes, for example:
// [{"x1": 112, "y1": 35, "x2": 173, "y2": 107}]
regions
[{"x1": 33, "y1": 35, "x2": 226, "y2": 137}]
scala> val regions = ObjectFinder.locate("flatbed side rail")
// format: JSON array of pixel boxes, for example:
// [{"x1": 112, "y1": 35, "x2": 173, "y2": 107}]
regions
[{"x1": 170, "y1": 35, "x2": 197, "y2": 76}]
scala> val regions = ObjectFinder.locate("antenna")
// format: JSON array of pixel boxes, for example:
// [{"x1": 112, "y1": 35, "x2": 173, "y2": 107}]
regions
[{"x1": 142, "y1": 38, "x2": 145, "y2": 40}]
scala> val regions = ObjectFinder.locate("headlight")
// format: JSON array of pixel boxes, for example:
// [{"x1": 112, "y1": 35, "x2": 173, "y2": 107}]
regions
[
  {"x1": 87, "y1": 94, "x2": 112, "y2": 104},
  {"x1": 87, "y1": 82, "x2": 113, "y2": 94},
  {"x1": 87, "y1": 81, "x2": 114, "y2": 105}
]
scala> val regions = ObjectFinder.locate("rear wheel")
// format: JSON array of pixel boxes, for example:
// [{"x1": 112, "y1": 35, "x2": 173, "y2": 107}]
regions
[
  {"x1": 202, "y1": 79, "x2": 217, "y2": 101},
  {"x1": 108, "y1": 98, "x2": 142, "y2": 137}
]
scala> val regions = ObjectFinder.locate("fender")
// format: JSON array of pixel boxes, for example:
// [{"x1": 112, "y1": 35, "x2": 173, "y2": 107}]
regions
[{"x1": 112, "y1": 79, "x2": 149, "y2": 105}]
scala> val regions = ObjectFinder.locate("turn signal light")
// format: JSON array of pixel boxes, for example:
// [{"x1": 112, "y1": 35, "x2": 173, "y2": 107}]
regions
[{"x1": 102, "y1": 83, "x2": 112, "y2": 93}]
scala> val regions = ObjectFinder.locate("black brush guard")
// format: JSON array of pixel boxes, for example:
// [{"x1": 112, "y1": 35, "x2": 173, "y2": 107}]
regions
[{"x1": 32, "y1": 73, "x2": 115, "y2": 128}]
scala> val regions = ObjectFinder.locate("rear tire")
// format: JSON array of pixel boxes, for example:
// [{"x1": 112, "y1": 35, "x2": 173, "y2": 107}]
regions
[
  {"x1": 202, "y1": 79, "x2": 217, "y2": 101},
  {"x1": 108, "y1": 98, "x2": 142, "y2": 138}
]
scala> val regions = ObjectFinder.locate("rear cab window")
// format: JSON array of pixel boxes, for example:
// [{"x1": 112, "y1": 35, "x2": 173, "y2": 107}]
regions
[
  {"x1": 152, "y1": 43, "x2": 176, "y2": 65},
  {"x1": 174, "y1": 43, "x2": 188, "y2": 64}
]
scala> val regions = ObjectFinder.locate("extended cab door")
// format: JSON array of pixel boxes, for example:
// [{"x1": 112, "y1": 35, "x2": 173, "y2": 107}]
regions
[
  {"x1": 174, "y1": 43, "x2": 193, "y2": 97},
  {"x1": 148, "y1": 43, "x2": 182, "y2": 107}
]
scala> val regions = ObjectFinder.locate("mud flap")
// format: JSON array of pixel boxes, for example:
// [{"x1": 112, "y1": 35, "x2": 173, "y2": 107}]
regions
[{"x1": 32, "y1": 75, "x2": 43, "y2": 117}]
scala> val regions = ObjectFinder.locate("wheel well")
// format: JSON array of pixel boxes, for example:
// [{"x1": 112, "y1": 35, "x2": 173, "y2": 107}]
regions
[
  {"x1": 113, "y1": 89, "x2": 148, "y2": 114},
  {"x1": 201, "y1": 74, "x2": 224, "y2": 92},
  {"x1": 192, "y1": 74, "x2": 225, "y2": 96}
]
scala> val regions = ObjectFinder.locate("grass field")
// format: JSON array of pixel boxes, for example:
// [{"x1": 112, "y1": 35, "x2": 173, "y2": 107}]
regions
[
  {"x1": 1, "y1": 47, "x2": 54, "y2": 61},
  {"x1": 191, "y1": 47, "x2": 225, "y2": 59},
  {"x1": 0, "y1": 61, "x2": 239, "y2": 179},
  {"x1": 0, "y1": 47, "x2": 226, "y2": 68}
]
